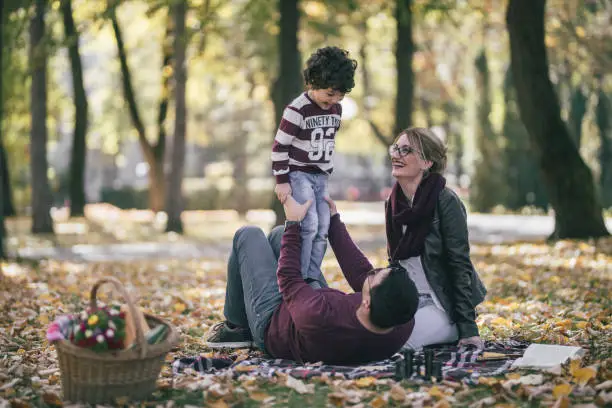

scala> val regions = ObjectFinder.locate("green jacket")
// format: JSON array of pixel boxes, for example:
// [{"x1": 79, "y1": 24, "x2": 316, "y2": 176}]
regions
[{"x1": 388, "y1": 187, "x2": 487, "y2": 339}]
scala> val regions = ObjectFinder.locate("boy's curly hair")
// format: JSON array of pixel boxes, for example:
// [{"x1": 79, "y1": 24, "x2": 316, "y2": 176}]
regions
[{"x1": 303, "y1": 46, "x2": 357, "y2": 94}]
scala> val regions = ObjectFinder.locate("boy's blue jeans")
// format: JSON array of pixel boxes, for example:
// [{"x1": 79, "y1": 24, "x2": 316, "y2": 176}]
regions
[{"x1": 288, "y1": 171, "x2": 329, "y2": 288}]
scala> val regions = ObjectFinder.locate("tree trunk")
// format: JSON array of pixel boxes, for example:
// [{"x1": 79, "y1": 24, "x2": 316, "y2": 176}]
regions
[
  {"x1": 29, "y1": 0, "x2": 55, "y2": 234},
  {"x1": 270, "y1": 0, "x2": 302, "y2": 226},
  {"x1": 165, "y1": 0, "x2": 187, "y2": 233},
  {"x1": 0, "y1": 139, "x2": 15, "y2": 217},
  {"x1": 61, "y1": 0, "x2": 88, "y2": 217},
  {"x1": 110, "y1": 7, "x2": 168, "y2": 212},
  {"x1": 596, "y1": 87, "x2": 612, "y2": 208},
  {"x1": 393, "y1": 0, "x2": 415, "y2": 137},
  {"x1": 568, "y1": 87, "x2": 586, "y2": 149},
  {"x1": 506, "y1": 0, "x2": 608, "y2": 239},
  {"x1": 359, "y1": 21, "x2": 370, "y2": 118},
  {"x1": 0, "y1": 8, "x2": 15, "y2": 220},
  {"x1": 365, "y1": 2, "x2": 415, "y2": 188},
  {"x1": 471, "y1": 50, "x2": 507, "y2": 212},
  {"x1": 153, "y1": 18, "x2": 174, "y2": 213},
  {"x1": 0, "y1": 3, "x2": 6, "y2": 259},
  {"x1": 502, "y1": 67, "x2": 548, "y2": 210},
  {"x1": 359, "y1": 19, "x2": 391, "y2": 188}
]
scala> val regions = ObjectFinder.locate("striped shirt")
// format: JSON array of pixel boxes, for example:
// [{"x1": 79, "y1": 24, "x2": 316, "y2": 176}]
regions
[{"x1": 271, "y1": 92, "x2": 342, "y2": 184}]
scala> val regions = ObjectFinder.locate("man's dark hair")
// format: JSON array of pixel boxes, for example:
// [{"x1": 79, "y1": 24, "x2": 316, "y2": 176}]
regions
[
  {"x1": 303, "y1": 46, "x2": 357, "y2": 93},
  {"x1": 369, "y1": 265, "x2": 419, "y2": 329}
]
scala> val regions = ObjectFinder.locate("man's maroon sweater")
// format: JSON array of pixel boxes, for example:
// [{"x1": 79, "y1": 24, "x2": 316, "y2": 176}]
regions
[{"x1": 264, "y1": 214, "x2": 415, "y2": 364}]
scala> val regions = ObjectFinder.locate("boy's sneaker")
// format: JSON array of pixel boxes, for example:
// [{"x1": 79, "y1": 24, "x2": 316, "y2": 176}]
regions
[{"x1": 205, "y1": 321, "x2": 253, "y2": 349}]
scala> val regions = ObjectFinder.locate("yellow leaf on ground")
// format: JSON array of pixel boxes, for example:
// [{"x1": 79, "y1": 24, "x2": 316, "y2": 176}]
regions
[
  {"x1": 569, "y1": 358, "x2": 582, "y2": 375},
  {"x1": 491, "y1": 317, "x2": 512, "y2": 327},
  {"x1": 234, "y1": 365, "x2": 257, "y2": 372},
  {"x1": 38, "y1": 314, "x2": 50, "y2": 325},
  {"x1": 506, "y1": 373, "x2": 522, "y2": 380},
  {"x1": 554, "y1": 319, "x2": 572, "y2": 329},
  {"x1": 39, "y1": 293, "x2": 55, "y2": 302},
  {"x1": 553, "y1": 383, "x2": 572, "y2": 398},
  {"x1": 575, "y1": 321, "x2": 588, "y2": 329},
  {"x1": 573, "y1": 367, "x2": 597, "y2": 386},
  {"x1": 428, "y1": 386, "x2": 445, "y2": 399},
  {"x1": 66, "y1": 284, "x2": 79, "y2": 293},
  {"x1": 552, "y1": 395, "x2": 570, "y2": 408},
  {"x1": 433, "y1": 400, "x2": 451, "y2": 408},
  {"x1": 389, "y1": 384, "x2": 407, "y2": 402},
  {"x1": 249, "y1": 391, "x2": 272, "y2": 402},
  {"x1": 355, "y1": 376, "x2": 377, "y2": 388},
  {"x1": 173, "y1": 302, "x2": 186, "y2": 313},
  {"x1": 370, "y1": 396, "x2": 386, "y2": 408},
  {"x1": 478, "y1": 377, "x2": 499, "y2": 386}
]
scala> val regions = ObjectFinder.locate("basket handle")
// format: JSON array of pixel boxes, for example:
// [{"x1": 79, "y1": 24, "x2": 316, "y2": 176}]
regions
[{"x1": 90, "y1": 277, "x2": 147, "y2": 358}]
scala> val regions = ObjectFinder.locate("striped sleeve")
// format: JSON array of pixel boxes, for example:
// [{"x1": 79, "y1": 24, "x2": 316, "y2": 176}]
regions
[{"x1": 271, "y1": 106, "x2": 303, "y2": 184}]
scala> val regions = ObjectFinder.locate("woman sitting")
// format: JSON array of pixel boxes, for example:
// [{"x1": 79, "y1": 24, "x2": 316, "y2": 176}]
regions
[{"x1": 385, "y1": 127, "x2": 487, "y2": 350}]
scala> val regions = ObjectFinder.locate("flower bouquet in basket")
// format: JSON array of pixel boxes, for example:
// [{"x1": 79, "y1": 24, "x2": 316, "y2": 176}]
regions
[
  {"x1": 69, "y1": 306, "x2": 127, "y2": 351},
  {"x1": 46, "y1": 277, "x2": 180, "y2": 405},
  {"x1": 47, "y1": 295, "x2": 169, "y2": 352}
]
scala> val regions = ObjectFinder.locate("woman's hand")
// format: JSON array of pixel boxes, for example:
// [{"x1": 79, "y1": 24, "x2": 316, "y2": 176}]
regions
[
  {"x1": 457, "y1": 336, "x2": 484, "y2": 350},
  {"x1": 324, "y1": 196, "x2": 337, "y2": 216}
]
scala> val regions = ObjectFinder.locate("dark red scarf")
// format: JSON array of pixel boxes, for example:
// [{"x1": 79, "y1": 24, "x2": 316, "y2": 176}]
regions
[{"x1": 385, "y1": 173, "x2": 446, "y2": 261}]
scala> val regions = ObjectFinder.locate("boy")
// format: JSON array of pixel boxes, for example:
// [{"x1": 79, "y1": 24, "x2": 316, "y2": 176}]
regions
[{"x1": 271, "y1": 46, "x2": 357, "y2": 289}]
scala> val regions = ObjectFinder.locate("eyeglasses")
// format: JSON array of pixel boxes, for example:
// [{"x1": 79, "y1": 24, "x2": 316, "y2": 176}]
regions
[{"x1": 388, "y1": 144, "x2": 417, "y2": 158}]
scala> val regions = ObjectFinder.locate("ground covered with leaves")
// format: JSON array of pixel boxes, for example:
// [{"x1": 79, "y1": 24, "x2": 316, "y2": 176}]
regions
[{"x1": 1, "y1": 210, "x2": 611, "y2": 407}]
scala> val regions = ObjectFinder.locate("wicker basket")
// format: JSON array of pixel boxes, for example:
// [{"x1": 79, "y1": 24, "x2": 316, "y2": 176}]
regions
[{"x1": 54, "y1": 277, "x2": 180, "y2": 404}]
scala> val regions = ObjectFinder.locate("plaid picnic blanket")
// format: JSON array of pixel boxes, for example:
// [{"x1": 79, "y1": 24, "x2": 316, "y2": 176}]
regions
[{"x1": 172, "y1": 340, "x2": 529, "y2": 384}]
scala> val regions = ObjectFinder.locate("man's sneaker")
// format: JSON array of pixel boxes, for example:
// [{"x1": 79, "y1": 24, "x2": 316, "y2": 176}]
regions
[{"x1": 205, "y1": 321, "x2": 253, "y2": 349}]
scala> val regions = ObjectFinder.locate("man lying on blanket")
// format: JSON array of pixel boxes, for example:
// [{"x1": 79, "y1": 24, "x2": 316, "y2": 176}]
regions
[{"x1": 205, "y1": 196, "x2": 419, "y2": 365}]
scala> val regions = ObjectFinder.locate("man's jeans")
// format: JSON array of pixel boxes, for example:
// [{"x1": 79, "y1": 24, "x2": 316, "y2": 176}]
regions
[
  {"x1": 288, "y1": 171, "x2": 330, "y2": 288},
  {"x1": 223, "y1": 226, "x2": 285, "y2": 350}
]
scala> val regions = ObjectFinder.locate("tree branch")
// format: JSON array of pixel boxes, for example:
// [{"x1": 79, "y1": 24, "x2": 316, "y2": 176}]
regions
[
  {"x1": 368, "y1": 119, "x2": 390, "y2": 147},
  {"x1": 155, "y1": 16, "x2": 174, "y2": 160},
  {"x1": 109, "y1": 6, "x2": 154, "y2": 162}
]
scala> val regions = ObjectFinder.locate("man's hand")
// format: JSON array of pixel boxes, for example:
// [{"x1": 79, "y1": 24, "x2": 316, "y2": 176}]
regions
[
  {"x1": 275, "y1": 183, "x2": 292, "y2": 204},
  {"x1": 457, "y1": 336, "x2": 484, "y2": 350},
  {"x1": 324, "y1": 196, "x2": 337, "y2": 216},
  {"x1": 283, "y1": 196, "x2": 312, "y2": 222}
]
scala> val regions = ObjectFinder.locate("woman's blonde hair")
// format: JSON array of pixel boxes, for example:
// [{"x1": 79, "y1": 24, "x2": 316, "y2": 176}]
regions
[{"x1": 394, "y1": 127, "x2": 447, "y2": 174}]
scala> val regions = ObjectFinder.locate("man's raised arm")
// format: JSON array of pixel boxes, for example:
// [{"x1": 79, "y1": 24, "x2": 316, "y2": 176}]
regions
[
  {"x1": 277, "y1": 198, "x2": 331, "y2": 328},
  {"x1": 325, "y1": 198, "x2": 373, "y2": 292}
]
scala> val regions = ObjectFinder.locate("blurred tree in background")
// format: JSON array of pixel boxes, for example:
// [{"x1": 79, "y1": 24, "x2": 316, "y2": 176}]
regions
[
  {"x1": 29, "y1": 0, "x2": 55, "y2": 234},
  {"x1": 61, "y1": 0, "x2": 89, "y2": 217},
  {"x1": 507, "y1": 0, "x2": 608, "y2": 239},
  {"x1": 0, "y1": 0, "x2": 610, "y2": 239}
]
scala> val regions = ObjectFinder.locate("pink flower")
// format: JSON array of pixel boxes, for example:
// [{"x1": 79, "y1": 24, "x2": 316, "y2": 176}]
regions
[{"x1": 46, "y1": 323, "x2": 63, "y2": 342}]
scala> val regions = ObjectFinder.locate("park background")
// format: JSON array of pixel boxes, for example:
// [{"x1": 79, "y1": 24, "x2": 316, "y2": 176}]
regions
[{"x1": 0, "y1": 0, "x2": 611, "y2": 406}]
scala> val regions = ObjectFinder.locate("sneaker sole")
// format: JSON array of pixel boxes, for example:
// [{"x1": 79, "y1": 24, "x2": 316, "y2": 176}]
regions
[{"x1": 205, "y1": 341, "x2": 253, "y2": 349}]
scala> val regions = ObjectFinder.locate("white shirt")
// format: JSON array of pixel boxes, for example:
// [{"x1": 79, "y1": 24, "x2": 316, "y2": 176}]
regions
[{"x1": 399, "y1": 224, "x2": 444, "y2": 311}]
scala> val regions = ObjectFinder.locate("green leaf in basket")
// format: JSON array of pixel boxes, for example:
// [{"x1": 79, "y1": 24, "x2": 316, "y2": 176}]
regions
[
  {"x1": 147, "y1": 324, "x2": 169, "y2": 345},
  {"x1": 129, "y1": 324, "x2": 169, "y2": 349}
]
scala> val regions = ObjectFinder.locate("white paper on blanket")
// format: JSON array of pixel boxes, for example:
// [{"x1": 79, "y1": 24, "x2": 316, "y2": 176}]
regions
[{"x1": 511, "y1": 344, "x2": 584, "y2": 370}]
